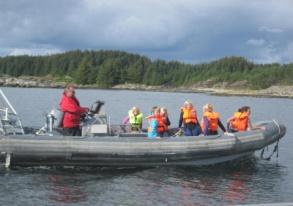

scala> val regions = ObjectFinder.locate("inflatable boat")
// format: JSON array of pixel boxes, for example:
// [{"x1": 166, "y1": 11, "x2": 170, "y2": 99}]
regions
[{"x1": 0, "y1": 90, "x2": 287, "y2": 167}]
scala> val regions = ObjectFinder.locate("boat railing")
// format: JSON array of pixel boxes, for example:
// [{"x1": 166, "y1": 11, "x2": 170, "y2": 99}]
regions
[{"x1": 0, "y1": 89, "x2": 24, "y2": 135}]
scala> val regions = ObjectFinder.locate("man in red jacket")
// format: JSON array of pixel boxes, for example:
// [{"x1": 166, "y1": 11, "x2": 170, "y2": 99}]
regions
[{"x1": 59, "y1": 84, "x2": 89, "y2": 136}]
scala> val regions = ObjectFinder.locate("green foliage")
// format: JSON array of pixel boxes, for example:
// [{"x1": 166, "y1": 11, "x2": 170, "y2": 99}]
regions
[
  {"x1": 127, "y1": 57, "x2": 149, "y2": 83},
  {"x1": 96, "y1": 60, "x2": 116, "y2": 88},
  {"x1": 0, "y1": 51, "x2": 293, "y2": 89},
  {"x1": 75, "y1": 58, "x2": 92, "y2": 84}
]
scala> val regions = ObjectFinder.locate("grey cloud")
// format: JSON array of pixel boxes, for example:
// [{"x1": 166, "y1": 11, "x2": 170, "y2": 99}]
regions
[{"x1": 0, "y1": 0, "x2": 293, "y2": 63}]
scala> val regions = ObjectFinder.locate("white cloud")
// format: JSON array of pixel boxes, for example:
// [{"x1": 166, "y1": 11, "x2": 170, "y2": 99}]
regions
[
  {"x1": 8, "y1": 47, "x2": 63, "y2": 56},
  {"x1": 247, "y1": 39, "x2": 266, "y2": 46},
  {"x1": 259, "y1": 26, "x2": 283, "y2": 33}
]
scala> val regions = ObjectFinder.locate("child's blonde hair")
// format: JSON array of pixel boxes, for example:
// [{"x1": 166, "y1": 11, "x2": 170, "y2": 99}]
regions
[
  {"x1": 203, "y1": 103, "x2": 213, "y2": 112},
  {"x1": 183, "y1": 100, "x2": 193, "y2": 108},
  {"x1": 160, "y1": 107, "x2": 168, "y2": 115}
]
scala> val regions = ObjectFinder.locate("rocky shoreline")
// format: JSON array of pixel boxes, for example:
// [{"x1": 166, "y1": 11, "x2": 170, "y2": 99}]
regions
[
  {"x1": 1, "y1": 76, "x2": 293, "y2": 98},
  {"x1": 111, "y1": 84, "x2": 293, "y2": 98},
  {"x1": 0, "y1": 76, "x2": 67, "y2": 88}
]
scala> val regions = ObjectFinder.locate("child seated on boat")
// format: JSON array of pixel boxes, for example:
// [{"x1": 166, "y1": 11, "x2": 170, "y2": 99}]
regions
[
  {"x1": 146, "y1": 107, "x2": 161, "y2": 139},
  {"x1": 227, "y1": 106, "x2": 253, "y2": 133},
  {"x1": 122, "y1": 106, "x2": 143, "y2": 132},
  {"x1": 178, "y1": 100, "x2": 202, "y2": 136},
  {"x1": 201, "y1": 103, "x2": 226, "y2": 135},
  {"x1": 159, "y1": 107, "x2": 171, "y2": 137}
]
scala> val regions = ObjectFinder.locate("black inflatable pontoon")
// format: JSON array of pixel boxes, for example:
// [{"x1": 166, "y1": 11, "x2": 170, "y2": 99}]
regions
[{"x1": 0, "y1": 121, "x2": 286, "y2": 167}]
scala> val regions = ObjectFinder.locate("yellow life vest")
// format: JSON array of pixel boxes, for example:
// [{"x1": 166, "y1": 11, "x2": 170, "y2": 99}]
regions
[
  {"x1": 181, "y1": 107, "x2": 198, "y2": 124},
  {"x1": 128, "y1": 110, "x2": 143, "y2": 128}
]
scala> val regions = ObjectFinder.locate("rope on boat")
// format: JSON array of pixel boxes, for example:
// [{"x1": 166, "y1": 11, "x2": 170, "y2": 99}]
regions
[
  {"x1": 172, "y1": 128, "x2": 184, "y2": 137},
  {"x1": 260, "y1": 120, "x2": 281, "y2": 161},
  {"x1": 260, "y1": 140, "x2": 279, "y2": 161}
]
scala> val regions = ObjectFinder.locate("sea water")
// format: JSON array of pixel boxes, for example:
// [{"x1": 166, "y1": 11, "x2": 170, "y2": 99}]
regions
[{"x1": 0, "y1": 87, "x2": 292, "y2": 205}]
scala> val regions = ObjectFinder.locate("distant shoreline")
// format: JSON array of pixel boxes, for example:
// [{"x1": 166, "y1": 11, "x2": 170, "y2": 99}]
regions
[
  {"x1": 1, "y1": 76, "x2": 293, "y2": 99},
  {"x1": 111, "y1": 84, "x2": 293, "y2": 99}
]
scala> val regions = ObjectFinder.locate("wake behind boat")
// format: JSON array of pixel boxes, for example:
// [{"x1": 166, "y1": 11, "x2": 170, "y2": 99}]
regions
[{"x1": 0, "y1": 89, "x2": 286, "y2": 168}]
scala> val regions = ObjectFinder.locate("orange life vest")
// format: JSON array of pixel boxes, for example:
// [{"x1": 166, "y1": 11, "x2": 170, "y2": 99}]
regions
[
  {"x1": 146, "y1": 115, "x2": 167, "y2": 133},
  {"x1": 230, "y1": 112, "x2": 249, "y2": 131},
  {"x1": 201, "y1": 111, "x2": 220, "y2": 132},
  {"x1": 156, "y1": 115, "x2": 167, "y2": 133},
  {"x1": 161, "y1": 116, "x2": 169, "y2": 130},
  {"x1": 181, "y1": 107, "x2": 198, "y2": 124}
]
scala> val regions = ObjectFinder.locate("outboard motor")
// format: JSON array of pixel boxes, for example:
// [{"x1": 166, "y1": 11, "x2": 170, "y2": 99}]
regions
[
  {"x1": 35, "y1": 108, "x2": 69, "y2": 136},
  {"x1": 82, "y1": 100, "x2": 108, "y2": 137},
  {"x1": 36, "y1": 110, "x2": 57, "y2": 136},
  {"x1": 35, "y1": 109, "x2": 62, "y2": 136},
  {"x1": 46, "y1": 112, "x2": 55, "y2": 135}
]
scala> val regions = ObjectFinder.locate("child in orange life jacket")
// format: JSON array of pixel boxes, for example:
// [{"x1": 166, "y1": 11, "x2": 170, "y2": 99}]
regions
[
  {"x1": 178, "y1": 100, "x2": 202, "y2": 136},
  {"x1": 147, "y1": 107, "x2": 160, "y2": 139},
  {"x1": 201, "y1": 104, "x2": 226, "y2": 136},
  {"x1": 227, "y1": 106, "x2": 253, "y2": 133},
  {"x1": 158, "y1": 107, "x2": 171, "y2": 137}
]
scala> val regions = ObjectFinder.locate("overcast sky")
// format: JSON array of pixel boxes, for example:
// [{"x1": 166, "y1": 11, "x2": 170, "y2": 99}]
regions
[{"x1": 1, "y1": 0, "x2": 293, "y2": 63}]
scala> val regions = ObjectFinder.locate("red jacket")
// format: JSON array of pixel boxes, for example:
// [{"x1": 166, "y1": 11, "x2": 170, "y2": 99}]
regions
[{"x1": 59, "y1": 93, "x2": 88, "y2": 128}]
